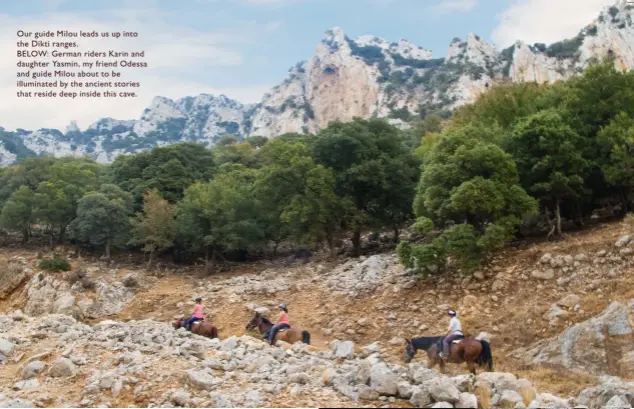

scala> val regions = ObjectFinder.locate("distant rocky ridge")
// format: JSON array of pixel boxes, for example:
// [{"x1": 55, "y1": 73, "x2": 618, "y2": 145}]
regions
[{"x1": 1, "y1": 1, "x2": 633, "y2": 165}]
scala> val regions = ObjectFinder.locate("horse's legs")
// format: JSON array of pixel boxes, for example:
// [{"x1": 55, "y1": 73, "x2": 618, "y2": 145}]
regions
[{"x1": 467, "y1": 360, "x2": 476, "y2": 376}]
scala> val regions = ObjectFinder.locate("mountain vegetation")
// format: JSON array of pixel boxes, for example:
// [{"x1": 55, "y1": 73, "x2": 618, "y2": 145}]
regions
[{"x1": 1, "y1": 60, "x2": 633, "y2": 277}]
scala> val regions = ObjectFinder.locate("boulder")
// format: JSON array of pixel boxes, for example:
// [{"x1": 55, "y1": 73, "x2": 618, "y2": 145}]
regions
[
  {"x1": 0, "y1": 262, "x2": 27, "y2": 299},
  {"x1": 605, "y1": 395, "x2": 630, "y2": 408},
  {"x1": 515, "y1": 301, "x2": 634, "y2": 375},
  {"x1": 53, "y1": 295, "x2": 76, "y2": 315},
  {"x1": 185, "y1": 369, "x2": 217, "y2": 391},
  {"x1": 410, "y1": 387, "x2": 432, "y2": 408},
  {"x1": 422, "y1": 377, "x2": 460, "y2": 403},
  {"x1": 500, "y1": 390, "x2": 524, "y2": 408},
  {"x1": 477, "y1": 372, "x2": 520, "y2": 393},
  {"x1": 356, "y1": 359, "x2": 372, "y2": 385},
  {"x1": 398, "y1": 381, "x2": 414, "y2": 399},
  {"x1": 557, "y1": 294, "x2": 581, "y2": 309},
  {"x1": 171, "y1": 390, "x2": 190, "y2": 407},
  {"x1": 431, "y1": 402, "x2": 453, "y2": 408},
  {"x1": 457, "y1": 392, "x2": 478, "y2": 408},
  {"x1": 353, "y1": 255, "x2": 389, "y2": 283},
  {"x1": 0, "y1": 338, "x2": 15, "y2": 362},
  {"x1": 358, "y1": 385, "x2": 380, "y2": 401},
  {"x1": 244, "y1": 390, "x2": 261, "y2": 407},
  {"x1": 289, "y1": 372, "x2": 309, "y2": 385},
  {"x1": 578, "y1": 377, "x2": 634, "y2": 408},
  {"x1": 21, "y1": 361, "x2": 46, "y2": 379},
  {"x1": 452, "y1": 374, "x2": 475, "y2": 392},
  {"x1": 331, "y1": 340, "x2": 355, "y2": 359},
  {"x1": 48, "y1": 358, "x2": 75, "y2": 377},
  {"x1": 370, "y1": 362, "x2": 399, "y2": 396}
]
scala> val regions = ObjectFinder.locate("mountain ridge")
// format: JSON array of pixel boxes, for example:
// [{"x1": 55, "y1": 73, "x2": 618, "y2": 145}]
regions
[{"x1": 1, "y1": 0, "x2": 633, "y2": 165}]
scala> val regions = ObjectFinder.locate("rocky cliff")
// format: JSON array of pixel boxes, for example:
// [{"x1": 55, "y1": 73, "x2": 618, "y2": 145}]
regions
[{"x1": 1, "y1": 1, "x2": 632, "y2": 165}]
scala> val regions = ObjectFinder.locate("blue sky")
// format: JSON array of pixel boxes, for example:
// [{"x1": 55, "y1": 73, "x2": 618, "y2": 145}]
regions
[{"x1": 0, "y1": 0, "x2": 617, "y2": 130}]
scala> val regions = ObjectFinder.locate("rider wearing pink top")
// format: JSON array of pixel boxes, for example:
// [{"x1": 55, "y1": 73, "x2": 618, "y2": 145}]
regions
[
  {"x1": 268, "y1": 303, "x2": 291, "y2": 345},
  {"x1": 278, "y1": 311, "x2": 289, "y2": 325},
  {"x1": 193, "y1": 303, "x2": 203, "y2": 318},
  {"x1": 184, "y1": 297, "x2": 204, "y2": 329}
]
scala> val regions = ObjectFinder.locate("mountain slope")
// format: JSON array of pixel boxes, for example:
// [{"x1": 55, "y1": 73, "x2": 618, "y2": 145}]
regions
[{"x1": 1, "y1": 1, "x2": 632, "y2": 165}]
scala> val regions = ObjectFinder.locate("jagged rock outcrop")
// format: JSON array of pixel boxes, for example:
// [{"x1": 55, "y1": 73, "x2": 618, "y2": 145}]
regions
[
  {"x1": 513, "y1": 299, "x2": 634, "y2": 376},
  {"x1": 1, "y1": 1, "x2": 632, "y2": 165}
]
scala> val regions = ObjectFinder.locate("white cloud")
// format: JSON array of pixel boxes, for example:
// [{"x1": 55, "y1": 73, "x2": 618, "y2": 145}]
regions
[
  {"x1": 0, "y1": 10, "x2": 273, "y2": 131},
  {"x1": 491, "y1": 0, "x2": 615, "y2": 49}
]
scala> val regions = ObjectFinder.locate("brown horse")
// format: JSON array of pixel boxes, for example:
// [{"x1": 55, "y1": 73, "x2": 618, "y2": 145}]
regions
[
  {"x1": 402, "y1": 336, "x2": 493, "y2": 375},
  {"x1": 246, "y1": 312, "x2": 311, "y2": 346},
  {"x1": 173, "y1": 317, "x2": 219, "y2": 339}
]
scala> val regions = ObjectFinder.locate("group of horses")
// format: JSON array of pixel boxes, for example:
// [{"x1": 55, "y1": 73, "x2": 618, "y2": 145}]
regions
[
  {"x1": 173, "y1": 312, "x2": 494, "y2": 375},
  {"x1": 172, "y1": 311, "x2": 311, "y2": 346}
]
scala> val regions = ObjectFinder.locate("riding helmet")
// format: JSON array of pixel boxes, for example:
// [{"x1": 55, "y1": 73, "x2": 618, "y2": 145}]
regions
[
  {"x1": 279, "y1": 303, "x2": 287, "y2": 311},
  {"x1": 195, "y1": 297, "x2": 202, "y2": 302},
  {"x1": 448, "y1": 309, "x2": 456, "y2": 316}
]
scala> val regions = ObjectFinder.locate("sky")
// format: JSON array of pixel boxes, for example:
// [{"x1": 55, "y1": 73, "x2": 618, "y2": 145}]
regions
[{"x1": 0, "y1": 0, "x2": 618, "y2": 131}]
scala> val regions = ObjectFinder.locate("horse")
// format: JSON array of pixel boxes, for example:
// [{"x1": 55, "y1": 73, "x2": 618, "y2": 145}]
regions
[
  {"x1": 402, "y1": 335, "x2": 493, "y2": 375},
  {"x1": 173, "y1": 317, "x2": 219, "y2": 339},
  {"x1": 246, "y1": 312, "x2": 311, "y2": 346}
]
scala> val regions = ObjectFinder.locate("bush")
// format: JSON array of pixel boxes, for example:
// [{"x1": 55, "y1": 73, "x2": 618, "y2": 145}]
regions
[{"x1": 38, "y1": 254, "x2": 71, "y2": 272}]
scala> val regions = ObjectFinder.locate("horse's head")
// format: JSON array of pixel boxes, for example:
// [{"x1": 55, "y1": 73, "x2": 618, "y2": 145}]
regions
[
  {"x1": 173, "y1": 317, "x2": 183, "y2": 329},
  {"x1": 403, "y1": 338, "x2": 416, "y2": 363},
  {"x1": 246, "y1": 312, "x2": 261, "y2": 331}
]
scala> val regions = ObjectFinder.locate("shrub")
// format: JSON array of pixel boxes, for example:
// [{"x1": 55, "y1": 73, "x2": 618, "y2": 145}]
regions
[{"x1": 38, "y1": 254, "x2": 71, "y2": 272}]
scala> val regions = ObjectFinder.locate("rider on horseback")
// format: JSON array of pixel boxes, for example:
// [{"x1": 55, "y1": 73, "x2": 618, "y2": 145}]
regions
[
  {"x1": 184, "y1": 297, "x2": 204, "y2": 330},
  {"x1": 440, "y1": 309, "x2": 463, "y2": 359},
  {"x1": 268, "y1": 303, "x2": 290, "y2": 345}
]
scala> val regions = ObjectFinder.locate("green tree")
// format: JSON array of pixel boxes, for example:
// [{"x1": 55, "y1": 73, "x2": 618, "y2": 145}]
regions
[
  {"x1": 245, "y1": 135, "x2": 269, "y2": 148},
  {"x1": 411, "y1": 123, "x2": 537, "y2": 272},
  {"x1": 506, "y1": 109, "x2": 588, "y2": 236},
  {"x1": 255, "y1": 139, "x2": 348, "y2": 255},
  {"x1": 597, "y1": 113, "x2": 634, "y2": 213},
  {"x1": 129, "y1": 189, "x2": 176, "y2": 269},
  {"x1": 212, "y1": 140, "x2": 259, "y2": 169},
  {"x1": 70, "y1": 184, "x2": 134, "y2": 259},
  {"x1": 0, "y1": 186, "x2": 35, "y2": 244},
  {"x1": 312, "y1": 118, "x2": 420, "y2": 255},
  {"x1": 176, "y1": 167, "x2": 263, "y2": 273},
  {"x1": 565, "y1": 59, "x2": 634, "y2": 137},
  {"x1": 32, "y1": 158, "x2": 103, "y2": 244},
  {"x1": 109, "y1": 143, "x2": 215, "y2": 207}
]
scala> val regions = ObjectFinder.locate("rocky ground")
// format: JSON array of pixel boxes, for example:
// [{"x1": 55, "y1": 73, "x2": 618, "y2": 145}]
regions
[{"x1": 2, "y1": 220, "x2": 634, "y2": 407}]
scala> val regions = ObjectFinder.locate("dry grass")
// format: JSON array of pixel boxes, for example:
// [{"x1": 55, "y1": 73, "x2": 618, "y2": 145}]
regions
[{"x1": 512, "y1": 367, "x2": 597, "y2": 397}]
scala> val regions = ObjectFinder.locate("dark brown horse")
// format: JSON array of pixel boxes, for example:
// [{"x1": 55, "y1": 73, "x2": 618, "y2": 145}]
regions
[
  {"x1": 173, "y1": 317, "x2": 219, "y2": 339},
  {"x1": 246, "y1": 312, "x2": 311, "y2": 345},
  {"x1": 403, "y1": 336, "x2": 493, "y2": 375}
]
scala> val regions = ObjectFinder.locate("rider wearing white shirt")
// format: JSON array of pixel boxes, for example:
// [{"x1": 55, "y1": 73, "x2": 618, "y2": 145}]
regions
[{"x1": 441, "y1": 310, "x2": 463, "y2": 359}]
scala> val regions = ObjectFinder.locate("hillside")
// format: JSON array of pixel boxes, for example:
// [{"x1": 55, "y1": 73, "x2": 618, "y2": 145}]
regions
[
  {"x1": 2, "y1": 219, "x2": 634, "y2": 408},
  {"x1": 1, "y1": 1, "x2": 633, "y2": 165}
]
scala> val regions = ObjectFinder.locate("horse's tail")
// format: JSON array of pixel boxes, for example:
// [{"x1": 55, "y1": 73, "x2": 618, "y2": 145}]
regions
[
  {"x1": 211, "y1": 326, "x2": 218, "y2": 340},
  {"x1": 302, "y1": 330, "x2": 311, "y2": 345},
  {"x1": 476, "y1": 340, "x2": 493, "y2": 371}
]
